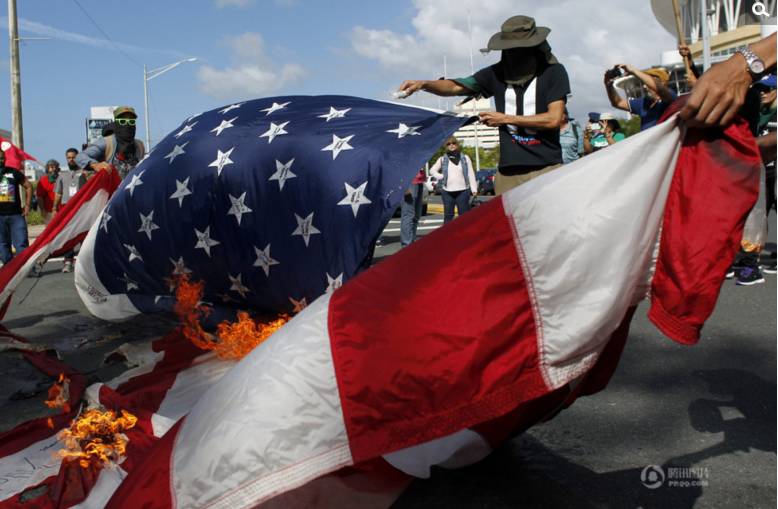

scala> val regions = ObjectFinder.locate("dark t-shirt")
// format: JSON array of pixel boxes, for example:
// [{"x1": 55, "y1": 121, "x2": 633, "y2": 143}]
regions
[
  {"x1": 628, "y1": 94, "x2": 676, "y2": 131},
  {"x1": 472, "y1": 62, "x2": 570, "y2": 171},
  {"x1": 0, "y1": 167, "x2": 24, "y2": 216}
]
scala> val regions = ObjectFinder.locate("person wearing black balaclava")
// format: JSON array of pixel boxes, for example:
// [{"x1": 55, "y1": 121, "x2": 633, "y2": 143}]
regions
[
  {"x1": 77, "y1": 106, "x2": 146, "y2": 180},
  {"x1": 429, "y1": 137, "x2": 477, "y2": 224},
  {"x1": 398, "y1": 15, "x2": 570, "y2": 195}
]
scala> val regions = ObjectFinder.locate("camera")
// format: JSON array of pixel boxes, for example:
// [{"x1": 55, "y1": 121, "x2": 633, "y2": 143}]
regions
[{"x1": 605, "y1": 65, "x2": 627, "y2": 80}]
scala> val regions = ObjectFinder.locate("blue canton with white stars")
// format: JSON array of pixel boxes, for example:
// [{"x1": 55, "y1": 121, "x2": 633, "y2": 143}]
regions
[{"x1": 94, "y1": 95, "x2": 471, "y2": 314}]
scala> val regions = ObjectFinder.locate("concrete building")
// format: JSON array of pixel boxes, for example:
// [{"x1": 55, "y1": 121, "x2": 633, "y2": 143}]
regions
[{"x1": 451, "y1": 98, "x2": 499, "y2": 149}]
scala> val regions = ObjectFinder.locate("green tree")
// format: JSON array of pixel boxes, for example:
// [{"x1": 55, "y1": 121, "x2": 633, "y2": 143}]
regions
[{"x1": 619, "y1": 115, "x2": 641, "y2": 137}]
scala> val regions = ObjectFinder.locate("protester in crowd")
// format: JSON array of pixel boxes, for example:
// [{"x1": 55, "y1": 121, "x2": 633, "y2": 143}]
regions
[
  {"x1": 678, "y1": 42, "x2": 700, "y2": 89},
  {"x1": 559, "y1": 107, "x2": 582, "y2": 164},
  {"x1": 0, "y1": 149, "x2": 31, "y2": 265},
  {"x1": 429, "y1": 137, "x2": 477, "y2": 224},
  {"x1": 680, "y1": 33, "x2": 776, "y2": 127},
  {"x1": 400, "y1": 167, "x2": 427, "y2": 247},
  {"x1": 77, "y1": 106, "x2": 145, "y2": 179},
  {"x1": 583, "y1": 112, "x2": 625, "y2": 154},
  {"x1": 605, "y1": 63, "x2": 675, "y2": 131},
  {"x1": 398, "y1": 15, "x2": 570, "y2": 195},
  {"x1": 36, "y1": 159, "x2": 59, "y2": 224},
  {"x1": 727, "y1": 73, "x2": 778, "y2": 285},
  {"x1": 52, "y1": 149, "x2": 88, "y2": 273}
]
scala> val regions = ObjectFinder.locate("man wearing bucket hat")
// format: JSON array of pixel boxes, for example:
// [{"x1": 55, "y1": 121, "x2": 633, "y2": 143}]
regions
[
  {"x1": 604, "y1": 63, "x2": 675, "y2": 132},
  {"x1": 77, "y1": 106, "x2": 145, "y2": 180},
  {"x1": 398, "y1": 15, "x2": 570, "y2": 195}
]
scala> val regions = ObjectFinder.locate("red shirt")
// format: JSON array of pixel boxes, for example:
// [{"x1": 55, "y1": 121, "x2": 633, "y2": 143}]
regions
[
  {"x1": 36, "y1": 176, "x2": 56, "y2": 213},
  {"x1": 411, "y1": 169, "x2": 426, "y2": 185}
]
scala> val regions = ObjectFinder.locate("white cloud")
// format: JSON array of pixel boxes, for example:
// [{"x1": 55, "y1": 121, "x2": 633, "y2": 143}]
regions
[
  {"x1": 6, "y1": 17, "x2": 184, "y2": 58},
  {"x1": 349, "y1": 0, "x2": 676, "y2": 119},
  {"x1": 197, "y1": 32, "x2": 305, "y2": 100}
]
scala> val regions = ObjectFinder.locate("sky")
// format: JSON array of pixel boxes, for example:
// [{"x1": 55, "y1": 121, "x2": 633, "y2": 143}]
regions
[{"x1": 0, "y1": 0, "x2": 678, "y2": 162}]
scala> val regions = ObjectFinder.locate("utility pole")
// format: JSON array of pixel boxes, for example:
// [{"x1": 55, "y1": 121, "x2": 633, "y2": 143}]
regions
[
  {"x1": 467, "y1": 9, "x2": 481, "y2": 174},
  {"x1": 8, "y1": 0, "x2": 23, "y2": 149}
]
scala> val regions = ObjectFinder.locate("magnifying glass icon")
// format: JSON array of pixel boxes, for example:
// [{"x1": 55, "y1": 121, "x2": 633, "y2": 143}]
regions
[{"x1": 752, "y1": 1, "x2": 769, "y2": 17}]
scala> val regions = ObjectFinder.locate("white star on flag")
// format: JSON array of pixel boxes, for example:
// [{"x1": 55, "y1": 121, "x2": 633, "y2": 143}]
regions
[
  {"x1": 100, "y1": 211, "x2": 112, "y2": 233},
  {"x1": 164, "y1": 142, "x2": 189, "y2": 164},
  {"x1": 219, "y1": 103, "x2": 242, "y2": 114},
  {"x1": 289, "y1": 296, "x2": 308, "y2": 314},
  {"x1": 170, "y1": 256, "x2": 192, "y2": 276},
  {"x1": 253, "y1": 243, "x2": 279, "y2": 277},
  {"x1": 123, "y1": 244, "x2": 143, "y2": 263},
  {"x1": 268, "y1": 159, "x2": 297, "y2": 190},
  {"x1": 318, "y1": 107, "x2": 351, "y2": 122},
  {"x1": 138, "y1": 211, "x2": 160, "y2": 240},
  {"x1": 174, "y1": 122, "x2": 197, "y2": 138},
  {"x1": 210, "y1": 117, "x2": 237, "y2": 136},
  {"x1": 386, "y1": 123, "x2": 422, "y2": 138},
  {"x1": 337, "y1": 181, "x2": 372, "y2": 217},
  {"x1": 261, "y1": 101, "x2": 291, "y2": 115},
  {"x1": 119, "y1": 273, "x2": 139, "y2": 292},
  {"x1": 228, "y1": 274, "x2": 250, "y2": 299},
  {"x1": 227, "y1": 192, "x2": 252, "y2": 225},
  {"x1": 169, "y1": 177, "x2": 192, "y2": 207},
  {"x1": 208, "y1": 147, "x2": 235, "y2": 176},
  {"x1": 259, "y1": 122, "x2": 289, "y2": 144},
  {"x1": 321, "y1": 134, "x2": 354, "y2": 160},
  {"x1": 325, "y1": 273, "x2": 343, "y2": 293},
  {"x1": 292, "y1": 212, "x2": 321, "y2": 247},
  {"x1": 125, "y1": 171, "x2": 145, "y2": 197},
  {"x1": 194, "y1": 227, "x2": 220, "y2": 257}
]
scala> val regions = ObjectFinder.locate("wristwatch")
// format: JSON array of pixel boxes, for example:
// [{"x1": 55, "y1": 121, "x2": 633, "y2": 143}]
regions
[{"x1": 736, "y1": 47, "x2": 765, "y2": 80}]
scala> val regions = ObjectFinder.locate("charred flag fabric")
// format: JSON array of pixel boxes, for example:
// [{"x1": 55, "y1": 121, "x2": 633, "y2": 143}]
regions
[{"x1": 75, "y1": 96, "x2": 471, "y2": 319}]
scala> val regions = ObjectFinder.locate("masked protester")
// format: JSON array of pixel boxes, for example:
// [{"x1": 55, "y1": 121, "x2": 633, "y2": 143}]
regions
[
  {"x1": 398, "y1": 16, "x2": 571, "y2": 195},
  {"x1": 77, "y1": 106, "x2": 145, "y2": 180}
]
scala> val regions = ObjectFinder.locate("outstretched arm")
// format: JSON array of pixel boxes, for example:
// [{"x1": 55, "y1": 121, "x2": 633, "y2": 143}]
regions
[{"x1": 398, "y1": 79, "x2": 472, "y2": 98}]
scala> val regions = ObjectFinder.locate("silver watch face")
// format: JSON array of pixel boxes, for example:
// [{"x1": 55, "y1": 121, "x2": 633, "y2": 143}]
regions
[{"x1": 751, "y1": 59, "x2": 766, "y2": 74}]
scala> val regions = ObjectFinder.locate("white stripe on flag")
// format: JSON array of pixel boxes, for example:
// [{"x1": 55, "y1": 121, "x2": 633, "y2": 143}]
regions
[
  {"x1": 172, "y1": 293, "x2": 353, "y2": 509},
  {"x1": 0, "y1": 435, "x2": 61, "y2": 503},
  {"x1": 503, "y1": 118, "x2": 682, "y2": 389},
  {"x1": 75, "y1": 211, "x2": 140, "y2": 321}
]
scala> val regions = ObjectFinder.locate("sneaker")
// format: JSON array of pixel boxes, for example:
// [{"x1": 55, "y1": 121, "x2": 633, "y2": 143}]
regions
[
  {"x1": 763, "y1": 263, "x2": 777, "y2": 275},
  {"x1": 61, "y1": 261, "x2": 73, "y2": 273},
  {"x1": 735, "y1": 265, "x2": 765, "y2": 286}
]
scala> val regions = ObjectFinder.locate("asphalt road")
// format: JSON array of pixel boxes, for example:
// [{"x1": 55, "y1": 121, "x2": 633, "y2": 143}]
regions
[{"x1": 0, "y1": 196, "x2": 775, "y2": 509}]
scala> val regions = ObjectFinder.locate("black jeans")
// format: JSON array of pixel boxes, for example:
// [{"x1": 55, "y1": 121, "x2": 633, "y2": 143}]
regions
[{"x1": 441, "y1": 189, "x2": 470, "y2": 224}]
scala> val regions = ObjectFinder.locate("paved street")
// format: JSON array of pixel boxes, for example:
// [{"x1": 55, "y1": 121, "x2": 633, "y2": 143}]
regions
[{"x1": 0, "y1": 197, "x2": 775, "y2": 509}]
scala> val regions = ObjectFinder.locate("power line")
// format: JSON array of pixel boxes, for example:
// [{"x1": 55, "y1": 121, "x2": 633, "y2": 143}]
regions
[{"x1": 69, "y1": 0, "x2": 143, "y2": 68}]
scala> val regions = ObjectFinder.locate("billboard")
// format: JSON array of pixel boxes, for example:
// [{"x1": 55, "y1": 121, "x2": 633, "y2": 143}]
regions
[{"x1": 86, "y1": 106, "x2": 117, "y2": 144}]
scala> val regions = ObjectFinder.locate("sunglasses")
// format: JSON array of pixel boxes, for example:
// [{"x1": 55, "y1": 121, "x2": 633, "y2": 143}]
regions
[
  {"x1": 447, "y1": 142, "x2": 458, "y2": 146},
  {"x1": 115, "y1": 118, "x2": 137, "y2": 126}
]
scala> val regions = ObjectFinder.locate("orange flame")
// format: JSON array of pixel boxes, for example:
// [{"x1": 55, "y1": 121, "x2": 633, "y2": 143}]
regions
[
  {"x1": 45, "y1": 373, "x2": 71, "y2": 413},
  {"x1": 213, "y1": 311, "x2": 290, "y2": 359},
  {"x1": 56, "y1": 408, "x2": 137, "y2": 469},
  {"x1": 173, "y1": 274, "x2": 289, "y2": 360}
]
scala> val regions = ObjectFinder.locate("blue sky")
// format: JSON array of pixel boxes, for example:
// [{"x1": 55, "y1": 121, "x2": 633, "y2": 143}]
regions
[{"x1": 0, "y1": 0, "x2": 676, "y2": 162}]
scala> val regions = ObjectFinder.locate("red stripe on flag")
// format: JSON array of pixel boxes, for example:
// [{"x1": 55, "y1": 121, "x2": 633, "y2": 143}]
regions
[
  {"x1": 104, "y1": 420, "x2": 182, "y2": 509},
  {"x1": 648, "y1": 118, "x2": 761, "y2": 344},
  {"x1": 329, "y1": 197, "x2": 547, "y2": 463},
  {"x1": 0, "y1": 168, "x2": 120, "y2": 320}
]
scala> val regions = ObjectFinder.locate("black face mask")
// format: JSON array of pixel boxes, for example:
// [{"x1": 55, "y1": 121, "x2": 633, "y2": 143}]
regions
[
  {"x1": 447, "y1": 150, "x2": 461, "y2": 166},
  {"x1": 114, "y1": 123, "x2": 136, "y2": 144}
]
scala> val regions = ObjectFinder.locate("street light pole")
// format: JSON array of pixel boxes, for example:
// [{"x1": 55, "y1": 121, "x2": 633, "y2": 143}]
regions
[
  {"x1": 8, "y1": 0, "x2": 23, "y2": 149},
  {"x1": 467, "y1": 9, "x2": 481, "y2": 174},
  {"x1": 143, "y1": 57, "x2": 197, "y2": 150}
]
